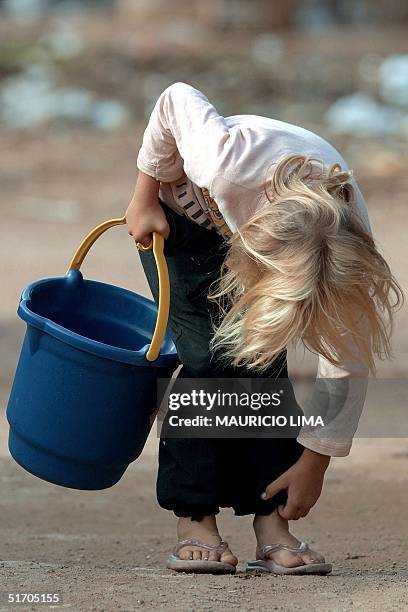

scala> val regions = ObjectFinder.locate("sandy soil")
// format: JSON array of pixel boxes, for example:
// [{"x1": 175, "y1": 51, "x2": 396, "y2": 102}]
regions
[
  {"x1": 1, "y1": 427, "x2": 408, "y2": 611},
  {"x1": 1, "y1": 128, "x2": 408, "y2": 611}
]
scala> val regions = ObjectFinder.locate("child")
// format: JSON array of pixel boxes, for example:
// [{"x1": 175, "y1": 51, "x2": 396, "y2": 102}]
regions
[{"x1": 126, "y1": 82, "x2": 402, "y2": 574}]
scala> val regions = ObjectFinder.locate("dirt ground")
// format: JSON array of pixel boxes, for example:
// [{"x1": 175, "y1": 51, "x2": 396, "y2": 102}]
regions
[{"x1": 1, "y1": 126, "x2": 408, "y2": 611}]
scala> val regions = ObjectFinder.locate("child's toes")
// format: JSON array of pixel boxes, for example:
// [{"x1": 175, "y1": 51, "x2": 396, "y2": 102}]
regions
[
  {"x1": 178, "y1": 547, "x2": 193, "y2": 560},
  {"x1": 192, "y1": 550, "x2": 202, "y2": 560},
  {"x1": 301, "y1": 549, "x2": 325, "y2": 565},
  {"x1": 221, "y1": 549, "x2": 239, "y2": 566},
  {"x1": 208, "y1": 550, "x2": 220, "y2": 562},
  {"x1": 277, "y1": 551, "x2": 305, "y2": 567}
]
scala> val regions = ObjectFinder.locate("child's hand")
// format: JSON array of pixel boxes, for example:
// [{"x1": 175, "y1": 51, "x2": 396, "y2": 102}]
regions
[
  {"x1": 126, "y1": 197, "x2": 170, "y2": 247},
  {"x1": 126, "y1": 171, "x2": 170, "y2": 247},
  {"x1": 261, "y1": 448, "x2": 330, "y2": 520}
]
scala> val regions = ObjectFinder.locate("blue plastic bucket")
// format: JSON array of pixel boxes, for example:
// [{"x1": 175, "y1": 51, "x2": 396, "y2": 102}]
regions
[{"x1": 6, "y1": 217, "x2": 178, "y2": 490}]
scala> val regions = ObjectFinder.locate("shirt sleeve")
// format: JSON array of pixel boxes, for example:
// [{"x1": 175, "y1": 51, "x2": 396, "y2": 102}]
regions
[
  {"x1": 296, "y1": 332, "x2": 369, "y2": 457},
  {"x1": 297, "y1": 191, "x2": 372, "y2": 457},
  {"x1": 136, "y1": 81, "x2": 233, "y2": 186}
]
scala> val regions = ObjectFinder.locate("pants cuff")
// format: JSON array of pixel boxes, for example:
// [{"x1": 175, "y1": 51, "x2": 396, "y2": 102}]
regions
[{"x1": 172, "y1": 507, "x2": 220, "y2": 522}]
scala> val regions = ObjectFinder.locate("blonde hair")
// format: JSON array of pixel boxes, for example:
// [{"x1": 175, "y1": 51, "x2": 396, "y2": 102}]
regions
[{"x1": 209, "y1": 154, "x2": 404, "y2": 375}]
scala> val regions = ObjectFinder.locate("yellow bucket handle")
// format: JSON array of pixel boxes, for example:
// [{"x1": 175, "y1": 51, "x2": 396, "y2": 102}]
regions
[{"x1": 66, "y1": 216, "x2": 170, "y2": 363}]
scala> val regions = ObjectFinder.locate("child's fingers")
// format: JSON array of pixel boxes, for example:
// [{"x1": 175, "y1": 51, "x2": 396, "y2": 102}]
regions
[
  {"x1": 136, "y1": 234, "x2": 153, "y2": 248},
  {"x1": 129, "y1": 223, "x2": 169, "y2": 244},
  {"x1": 278, "y1": 500, "x2": 308, "y2": 520},
  {"x1": 261, "y1": 475, "x2": 287, "y2": 501},
  {"x1": 278, "y1": 504, "x2": 302, "y2": 520},
  {"x1": 156, "y1": 218, "x2": 170, "y2": 240}
]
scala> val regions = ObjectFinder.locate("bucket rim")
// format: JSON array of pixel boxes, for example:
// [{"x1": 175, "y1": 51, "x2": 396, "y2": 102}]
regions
[{"x1": 17, "y1": 272, "x2": 179, "y2": 368}]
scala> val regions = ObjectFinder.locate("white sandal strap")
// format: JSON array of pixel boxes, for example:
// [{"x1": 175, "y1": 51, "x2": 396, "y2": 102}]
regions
[
  {"x1": 258, "y1": 541, "x2": 308, "y2": 560},
  {"x1": 174, "y1": 538, "x2": 228, "y2": 557}
]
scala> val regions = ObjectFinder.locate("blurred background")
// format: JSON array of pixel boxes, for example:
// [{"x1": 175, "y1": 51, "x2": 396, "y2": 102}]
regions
[
  {"x1": 1, "y1": 0, "x2": 408, "y2": 379},
  {"x1": 1, "y1": 2, "x2": 408, "y2": 609}
]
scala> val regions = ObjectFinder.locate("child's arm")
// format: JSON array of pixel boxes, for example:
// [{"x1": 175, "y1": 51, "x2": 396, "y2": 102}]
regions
[
  {"x1": 297, "y1": 337, "x2": 369, "y2": 458},
  {"x1": 136, "y1": 81, "x2": 232, "y2": 188},
  {"x1": 261, "y1": 321, "x2": 370, "y2": 520},
  {"x1": 127, "y1": 81, "x2": 234, "y2": 242},
  {"x1": 126, "y1": 171, "x2": 169, "y2": 246},
  {"x1": 132, "y1": 81, "x2": 264, "y2": 233}
]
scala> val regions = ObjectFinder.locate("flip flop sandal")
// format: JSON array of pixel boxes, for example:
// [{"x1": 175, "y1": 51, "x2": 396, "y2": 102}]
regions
[
  {"x1": 166, "y1": 538, "x2": 236, "y2": 574},
  {"x1": 246, "y1": 542, "x2": 332, "y2": 575}
]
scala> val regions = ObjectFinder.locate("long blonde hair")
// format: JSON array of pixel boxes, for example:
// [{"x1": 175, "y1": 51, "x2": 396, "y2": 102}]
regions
[{"x1": 209, "y1": 154, "x2": 404, "y2": 374}]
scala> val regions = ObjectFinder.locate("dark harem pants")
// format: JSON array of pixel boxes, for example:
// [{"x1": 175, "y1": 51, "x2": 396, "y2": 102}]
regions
[{"x1": 139, "y1": 200, "x2": 304, "y2": 521}]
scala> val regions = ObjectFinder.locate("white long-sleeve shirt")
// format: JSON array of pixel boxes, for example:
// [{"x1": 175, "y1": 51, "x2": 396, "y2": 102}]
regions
[{"x1": 137, "y1": 81, "x2": 371, "y2": 457}]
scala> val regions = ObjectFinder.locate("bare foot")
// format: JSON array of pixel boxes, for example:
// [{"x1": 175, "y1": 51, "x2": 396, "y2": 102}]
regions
[
  {"x1": 176, "y1": 515, "x2": 238, "y2": 566},
  {"x1": 253, "y1": 511, "x2": 325, "y2": 568}
]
